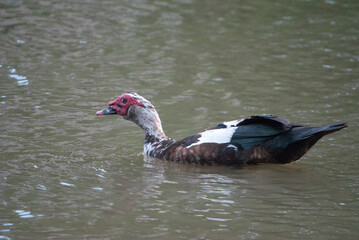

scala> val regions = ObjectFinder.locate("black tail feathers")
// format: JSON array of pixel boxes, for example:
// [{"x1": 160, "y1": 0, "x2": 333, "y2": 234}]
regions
[
  {"x1": 321, "y1": 122, "x2": 348, "y2": 134},
  {"x1": 272, "y1": 122, "x2": 347, "y2": 163}
]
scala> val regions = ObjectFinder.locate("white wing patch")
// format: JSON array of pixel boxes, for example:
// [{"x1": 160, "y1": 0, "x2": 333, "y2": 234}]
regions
[
  {"x1": 186, "y1": 127, "x2": 238, "y2": 148},
  {"x1": 222, "y1": 119, "x2": 244, "y2": 128}
]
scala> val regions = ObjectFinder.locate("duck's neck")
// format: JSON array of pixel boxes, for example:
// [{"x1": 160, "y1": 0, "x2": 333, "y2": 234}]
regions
[
  {"x1": 127, "y1": 105, "x2": 166, "y2": 138},
  {"x1": 126, "y1": 105, "x2": 175, "y2": 157}
]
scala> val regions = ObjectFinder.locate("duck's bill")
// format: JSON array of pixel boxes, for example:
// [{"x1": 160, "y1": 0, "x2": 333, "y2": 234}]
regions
[{"x1": 96, "y1": 107, "x2": 117, "y2": 115}]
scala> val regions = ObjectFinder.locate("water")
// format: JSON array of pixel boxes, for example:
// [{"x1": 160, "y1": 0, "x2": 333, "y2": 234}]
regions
[{"x1": 1, "y1": 0, "x2": 359, "y2": 239}]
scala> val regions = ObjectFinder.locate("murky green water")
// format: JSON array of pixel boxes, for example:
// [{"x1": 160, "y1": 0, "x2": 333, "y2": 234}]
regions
[{"x1": 1, "y1": 0, "x2": 358, "y2": 239}]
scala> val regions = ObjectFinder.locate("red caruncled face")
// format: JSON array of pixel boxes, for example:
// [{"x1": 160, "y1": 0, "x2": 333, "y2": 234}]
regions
[{"x1": 107, "y1": 94, "x2": 145, "y2": 115}]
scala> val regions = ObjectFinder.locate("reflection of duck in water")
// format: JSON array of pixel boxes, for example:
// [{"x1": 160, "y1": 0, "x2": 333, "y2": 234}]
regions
[{"x1": 96, "y1": 93, "x2": 346, "y2": 165}]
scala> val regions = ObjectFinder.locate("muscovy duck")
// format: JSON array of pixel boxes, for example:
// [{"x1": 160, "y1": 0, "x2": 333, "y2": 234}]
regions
[{"x1": 96, "y1": 92, "x2": 346, "y2": 165}]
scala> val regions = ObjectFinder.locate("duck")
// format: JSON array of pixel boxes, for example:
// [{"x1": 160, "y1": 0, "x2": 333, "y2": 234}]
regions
[{"x1": 96, "y1": 92, "x2": 347, "y2": 165}]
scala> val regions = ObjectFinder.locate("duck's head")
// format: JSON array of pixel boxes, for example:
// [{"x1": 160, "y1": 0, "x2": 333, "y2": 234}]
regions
[
  {"x1": 96, "y1": 92, "x2": 151, "y2": 116},
  {"x1": 96, "y1": 92, "x2": 164, "y2": 137}
]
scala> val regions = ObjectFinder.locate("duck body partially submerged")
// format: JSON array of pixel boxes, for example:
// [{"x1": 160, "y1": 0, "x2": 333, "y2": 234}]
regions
[{"x1": 96, "y1": 93, "x2": 346, "y2": 165}]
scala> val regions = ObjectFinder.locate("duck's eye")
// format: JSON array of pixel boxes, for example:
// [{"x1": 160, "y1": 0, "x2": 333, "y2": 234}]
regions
[{"x1": 121, "y1": 98, "x2": 128, "y2": 104}]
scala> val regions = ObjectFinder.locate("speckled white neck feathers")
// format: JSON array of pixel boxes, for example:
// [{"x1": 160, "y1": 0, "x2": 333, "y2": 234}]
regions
[{"x1": 125, "y1": 104, "x2": 166, "y2": 139}]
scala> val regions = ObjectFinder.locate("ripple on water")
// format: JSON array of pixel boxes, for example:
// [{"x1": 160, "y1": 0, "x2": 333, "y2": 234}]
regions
[
  {"x1": 36, "y1": 184, "x2": 47, "y2": 191},
  {"x1": 14, "y1": 210, "x2": 34, "y2": 219},
  {"x1": 206, "y1": 217, "x2": 232, "y2": 222},
  {"x1": 0, "y1": 235, "x2": 11, "y2": 240},
  {"x1": 7, "y1": 67, "x2": 29, "y2": 86},
  {"x1": 59, "y1": 182, "x2": 75, "y2": 187}
]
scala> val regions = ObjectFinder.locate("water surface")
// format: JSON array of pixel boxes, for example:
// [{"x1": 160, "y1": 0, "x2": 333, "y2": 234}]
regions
[{"x1": 1, "y1": 0, "x2": 358, "y2": 239}]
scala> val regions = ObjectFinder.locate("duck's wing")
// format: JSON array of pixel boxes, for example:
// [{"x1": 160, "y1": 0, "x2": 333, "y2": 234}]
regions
[
  {"x1": 184, "y1": 115, "x2": 297, "y2": 149},
  {"x1": 229, "y1": 115, "x2": 299, "y2": 149}
]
